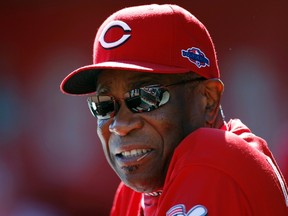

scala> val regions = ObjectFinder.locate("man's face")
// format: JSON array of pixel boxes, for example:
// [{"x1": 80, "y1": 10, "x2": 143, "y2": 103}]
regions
[{"x1": 95, "y1": 70, "x2": 205, "y2": 193}]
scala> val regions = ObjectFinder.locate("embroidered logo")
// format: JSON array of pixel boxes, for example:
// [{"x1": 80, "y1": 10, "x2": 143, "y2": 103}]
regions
[
  {"x1": 166, "y1": 204, "x2": 208, "y2": 216},
  {"x1": 99, "y1": 20, "x2": 131, "y2": 49},
  {"x1": 181, "y1": 47, "x2": 210, "y2": 68}
]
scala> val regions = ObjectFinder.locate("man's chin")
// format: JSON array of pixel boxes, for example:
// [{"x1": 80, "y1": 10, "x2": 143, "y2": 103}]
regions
[{"x1": 120, "y1": 175, "x2": 164, "y2": 193}]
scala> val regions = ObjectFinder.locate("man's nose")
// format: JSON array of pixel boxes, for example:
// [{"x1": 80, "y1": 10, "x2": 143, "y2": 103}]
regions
[{"x1": 109, "y1": 103, "x2": 144, "y2": 136}]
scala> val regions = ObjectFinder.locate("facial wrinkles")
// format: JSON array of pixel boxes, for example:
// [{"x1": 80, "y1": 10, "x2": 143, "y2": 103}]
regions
[
  {"x1": 97, "y1": 127, "x2": 113, "y2": 171},
  {"x1": 140, "y1": 92, "x2": 184, "y2": 180},
  {"x1": 148, "y1": 112, "x2": 170, "y2": 183}
]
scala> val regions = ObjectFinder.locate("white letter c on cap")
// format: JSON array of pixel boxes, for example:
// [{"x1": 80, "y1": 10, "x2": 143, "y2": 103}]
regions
[{"x1": 99, "y1": 20, "x2": 131, "y2": 49}]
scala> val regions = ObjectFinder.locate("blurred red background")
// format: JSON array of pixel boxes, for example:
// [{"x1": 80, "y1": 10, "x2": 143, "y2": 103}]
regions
[{"x1": 1, "y1": 0, "x2": 287, "y2": 215}]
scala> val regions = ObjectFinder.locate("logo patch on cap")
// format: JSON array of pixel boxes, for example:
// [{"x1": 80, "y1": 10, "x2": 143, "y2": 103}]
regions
[{"x1": 181, "y1": 47, "x2": 210, "y2": 68}]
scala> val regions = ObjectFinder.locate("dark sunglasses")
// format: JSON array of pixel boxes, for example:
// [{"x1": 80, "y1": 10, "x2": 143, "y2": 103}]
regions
[{"x1": 87, "y1": 77, "x2": 205, "y2": 120}]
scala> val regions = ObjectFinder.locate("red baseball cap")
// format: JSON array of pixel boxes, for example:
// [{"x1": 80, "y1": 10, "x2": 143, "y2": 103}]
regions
[{"x1": 60, "y1": 4, "x2": 220, "y2": 95}]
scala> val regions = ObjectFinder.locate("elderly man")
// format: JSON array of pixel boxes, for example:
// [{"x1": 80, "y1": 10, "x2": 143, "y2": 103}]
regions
[{"x1": 61, "y1": 4, "x2": 288, "y2": 215}]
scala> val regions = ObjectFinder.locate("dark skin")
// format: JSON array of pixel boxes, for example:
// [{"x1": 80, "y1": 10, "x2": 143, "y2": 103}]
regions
[{"x1": 95, "y1": 69, "x2": 224, "y2": 193}]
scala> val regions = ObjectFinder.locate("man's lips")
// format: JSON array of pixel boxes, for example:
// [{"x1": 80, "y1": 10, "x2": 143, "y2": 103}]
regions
[{"x1": 115, "y1": 148, "x2": 153, "y2": 164}]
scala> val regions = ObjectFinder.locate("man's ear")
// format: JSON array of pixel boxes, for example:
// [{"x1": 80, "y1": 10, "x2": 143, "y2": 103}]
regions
[{"x1": 204, "y1": 79, "x2": 224, "y2": 125}]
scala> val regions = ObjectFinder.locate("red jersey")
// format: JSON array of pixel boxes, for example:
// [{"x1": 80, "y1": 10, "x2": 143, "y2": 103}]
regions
[{"x1": 110, "y1": 119, "x2": 288, "y2": 215}]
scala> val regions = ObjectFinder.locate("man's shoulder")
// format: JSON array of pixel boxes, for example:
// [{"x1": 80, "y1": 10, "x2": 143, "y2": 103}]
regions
[
  {"x1": 172, "y1": 127, "x2": 266, "y2": 171},
  {"x1": 168, "y1": 127, "x2": 278, "y2": 197},
  {"x1": 163, "y1": 128, "x2": 288, "y2": 214}
]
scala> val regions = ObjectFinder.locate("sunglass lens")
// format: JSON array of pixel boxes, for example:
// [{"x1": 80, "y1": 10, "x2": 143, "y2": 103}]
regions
[
  {"x1": 126, "y1": 87, "x2": 170, "y2": 113},
  {"x1": 88, "y1": 96, "x2": 115, "y2": 120},
  {"x1": 96, "y1": 100, "x2": 115, "y2": 119}
]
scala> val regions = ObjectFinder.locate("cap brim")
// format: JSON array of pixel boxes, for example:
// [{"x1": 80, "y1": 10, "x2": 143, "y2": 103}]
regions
[{"x1": 60, "y1": 61, "x2": 189, "y2": 95}]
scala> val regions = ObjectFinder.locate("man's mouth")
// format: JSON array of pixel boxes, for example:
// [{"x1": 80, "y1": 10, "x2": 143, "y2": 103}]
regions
[{"x1": 116, "y1": 149, "x2": 153, "y2": 162}]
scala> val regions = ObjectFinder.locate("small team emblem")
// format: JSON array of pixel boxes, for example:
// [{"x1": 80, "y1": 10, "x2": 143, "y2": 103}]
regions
[
  {"x1": 166, "y1": 204, "x2": 208, "y2": 216},
  {"x1": 99, "y1": 20, "x2": 131, "y2": 49},
  {"x1": 181, "y1": 47, "x2": 210, "y2": 68}
]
